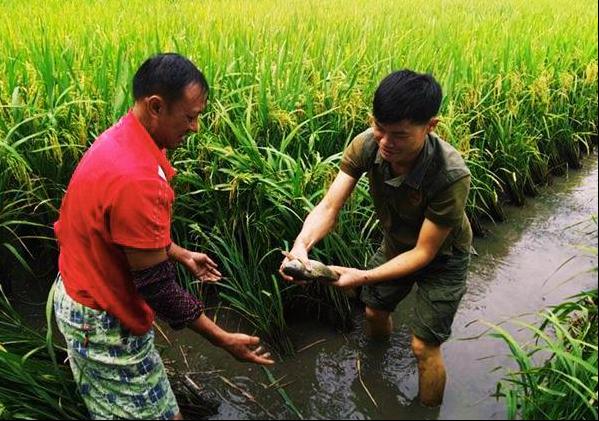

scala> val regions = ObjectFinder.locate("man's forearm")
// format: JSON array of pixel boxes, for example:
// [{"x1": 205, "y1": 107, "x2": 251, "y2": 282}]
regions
[
  {"x1": 364, "y1": 248, "x2": 433, "y2": 284},
  {"x1": 293, "y1": 170, "x2": 357, "y2": 254},
  {"x1": 188, "y1": 313, "x2": 229, "y2": 346},
  {"x1": 167, "y1": 242, "x2": 190, "y2": 263},
  {"x1": 294, "y1": 203, "x2": 339, "y2": 251},
  {"x1": 363, "y1": 219, "x2": 453, "y2": 285},
  {"x1": 132, "y1": 260, "x2": 204, "y2": 329}
]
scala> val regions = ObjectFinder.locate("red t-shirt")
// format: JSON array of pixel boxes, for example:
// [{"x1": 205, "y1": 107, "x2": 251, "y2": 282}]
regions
[{"x1": 54, "y1": 111, "x2": 175, "y2": 335}]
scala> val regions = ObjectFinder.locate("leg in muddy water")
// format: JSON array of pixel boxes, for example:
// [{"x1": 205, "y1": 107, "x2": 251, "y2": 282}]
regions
[
  {"x1": 411, "y1": 335, "x2": 445, "y2": 407},
  {"x1": 364, "y1": 306, "x2": 393, "y2": 339}
]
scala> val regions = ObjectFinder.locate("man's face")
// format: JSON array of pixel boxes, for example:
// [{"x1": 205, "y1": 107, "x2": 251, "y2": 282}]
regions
[
  {"x1": 371, "y1": 117, "x2": 437, "y2": 165},
  {"x1": 152, "y1": 83, "x2": 207, "y2": 150}
]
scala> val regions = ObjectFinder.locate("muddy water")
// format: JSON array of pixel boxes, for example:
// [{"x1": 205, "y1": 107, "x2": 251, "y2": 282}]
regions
[{"x1": 159, "y1": 153, "x2": 598, "y2": 420}]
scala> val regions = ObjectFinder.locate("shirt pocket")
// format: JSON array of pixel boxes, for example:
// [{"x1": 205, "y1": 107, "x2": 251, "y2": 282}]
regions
[{"x1": 391, "y1": 187, "x2": 426, "y2": 224}]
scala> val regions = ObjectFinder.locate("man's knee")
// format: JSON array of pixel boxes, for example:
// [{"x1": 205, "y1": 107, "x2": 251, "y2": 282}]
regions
[
  {"x1": 364, "y1": 306, "x2": 392, "y2": 338},
  {"x1": 411, "y1": 335, "x2": 440, "y2": 361},
  {"x1": 365, "y1": 306, "x2": 390, "y2": 324}
]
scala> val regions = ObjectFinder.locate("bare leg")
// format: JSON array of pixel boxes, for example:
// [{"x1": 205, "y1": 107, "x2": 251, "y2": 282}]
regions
[
  {"x1": 170, "y1": 412, "x2": 183, "y2": 420},
  {"x1": 411, "y1": 335, "x2": 445, "y2": 407},
  {"x1": 364, "y1": 306, "x2": 393, "y2": 339}
]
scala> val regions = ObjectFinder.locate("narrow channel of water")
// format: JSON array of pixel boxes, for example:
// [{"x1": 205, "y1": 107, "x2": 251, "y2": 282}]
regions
[{"x1": 161, "y1": 153, "x2": 597, "y2": 420}]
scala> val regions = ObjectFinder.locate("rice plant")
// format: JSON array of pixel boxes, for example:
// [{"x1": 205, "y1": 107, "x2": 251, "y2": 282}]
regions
[
  {"x1": 0, "y1": 285, "x2": 88, "y2": 419},
  {"x1": 487, "y1": 289, "x2": 598, "y2": 420},
  {"x1": 488, "y1": 218, "x2": 598, "y2": 420}
]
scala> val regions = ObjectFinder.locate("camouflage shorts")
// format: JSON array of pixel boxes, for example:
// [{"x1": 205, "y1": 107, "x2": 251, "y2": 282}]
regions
[
  {"x1": 53, "y1": 275, "x2": 179, "y2": 420},
  {"x1": 360, "y1": 249, "x2": 470, "y2": 345}
]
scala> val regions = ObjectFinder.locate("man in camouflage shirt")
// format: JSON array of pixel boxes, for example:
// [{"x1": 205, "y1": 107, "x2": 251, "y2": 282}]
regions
[{"x1": 280, "y1": 70, "x2": 472, "y2": 407}]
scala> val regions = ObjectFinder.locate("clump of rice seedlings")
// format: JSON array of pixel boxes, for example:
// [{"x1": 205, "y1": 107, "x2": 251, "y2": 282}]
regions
[
  {"x1": 0, "y1": 286, "x2": 88, "y2": 419},
  {"x1": 487, "y1": 289, "x2": 598, "y2": 420}
]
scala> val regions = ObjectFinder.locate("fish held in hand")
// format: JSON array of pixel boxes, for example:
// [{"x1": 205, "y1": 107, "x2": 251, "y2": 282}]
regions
[{"x1": 281, "y1": 259, "x2": 339, "y2": 283}]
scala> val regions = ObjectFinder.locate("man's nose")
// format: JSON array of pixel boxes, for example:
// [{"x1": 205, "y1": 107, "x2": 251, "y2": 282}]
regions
[{"x1": 379, "y1": 134, "x2": 391, "y2": 147}]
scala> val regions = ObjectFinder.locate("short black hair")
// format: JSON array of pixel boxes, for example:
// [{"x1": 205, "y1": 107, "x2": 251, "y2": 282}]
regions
[
  {"x1": 132, "y1": 53, "x2": 209, "y2": 103},
  {"x1": 373, "y1": 70, "x2": 442, "y2": 125}
]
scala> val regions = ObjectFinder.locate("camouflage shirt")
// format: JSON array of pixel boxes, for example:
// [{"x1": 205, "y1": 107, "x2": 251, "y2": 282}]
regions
[{"x1": 340, "y1": 128, "x2": 473, "y2": 259}]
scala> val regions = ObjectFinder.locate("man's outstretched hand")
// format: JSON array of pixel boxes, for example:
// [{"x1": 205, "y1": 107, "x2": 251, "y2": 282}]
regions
[{"x1": 220, "y1": 333, "x2": 275, "y2": 365}]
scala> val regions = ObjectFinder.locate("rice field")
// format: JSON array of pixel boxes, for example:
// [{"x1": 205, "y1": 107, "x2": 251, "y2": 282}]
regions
[{"x1": 0, "y1": 0, "x2": 597, "y2": 359}]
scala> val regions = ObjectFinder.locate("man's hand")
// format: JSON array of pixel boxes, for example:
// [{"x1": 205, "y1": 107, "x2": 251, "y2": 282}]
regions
[
  {"x1": 220, "y1": 333, "x2": 275, "y2": 365},
  {"x1": 328, "y1": 266, "x2": 369, "y2": 290},
  {"x1": 279, "y1": 248, "x2": 311, "y2": 284},
  {"x1": 180, "y1": 251, "x2": 222, "y2": 283},
  {"x1": 189, "y1": 314, "x2": 275, "y2": 365},
  {"x1": 167, "y1": 243, "x2": 221, "y2": 282}
]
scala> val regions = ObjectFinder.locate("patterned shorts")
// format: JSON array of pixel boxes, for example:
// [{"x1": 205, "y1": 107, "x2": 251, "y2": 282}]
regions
[{"x1": 53, "y1": 275, "x2": 179, "y2": 420}]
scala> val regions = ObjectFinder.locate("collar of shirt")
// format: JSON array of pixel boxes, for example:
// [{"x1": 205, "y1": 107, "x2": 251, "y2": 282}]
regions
[
  {"x1": 374, "y1": 133, "x2": 435, "y2": 189},
  {"x1": 123, "y1": 110, "x2": 176, "y2": 182}
]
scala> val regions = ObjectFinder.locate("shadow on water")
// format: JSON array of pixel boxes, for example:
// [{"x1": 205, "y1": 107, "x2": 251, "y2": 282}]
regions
[{"x1": 6, "y1": 154, "x2": 598, "y2": 419}]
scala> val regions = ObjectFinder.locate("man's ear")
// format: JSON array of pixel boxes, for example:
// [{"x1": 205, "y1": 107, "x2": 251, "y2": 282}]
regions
[
  {"x1": 146, "y1": 95, "x2": 163, "y2": 118},
  {"x1": 428, "y1": 117, "x2": 440, "y2": 132}
]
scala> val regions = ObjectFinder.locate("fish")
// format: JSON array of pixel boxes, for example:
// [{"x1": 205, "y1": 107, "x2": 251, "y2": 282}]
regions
[{"x1": 281, "y1": 258, "x2": 339, "y2": 283}]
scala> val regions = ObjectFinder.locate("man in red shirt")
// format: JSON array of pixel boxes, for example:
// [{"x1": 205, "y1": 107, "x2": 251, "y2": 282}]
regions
[{"x1": 53, "y1": 53, "x2": 273, "y2": 420}]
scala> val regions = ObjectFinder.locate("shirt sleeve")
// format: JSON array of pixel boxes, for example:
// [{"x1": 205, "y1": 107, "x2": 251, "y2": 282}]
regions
[
  {"x1": 339, "y1": 132, "x2": 370, "y2": 178},
  {"x1": 109, "y1": 177, "x2": 174, "y2": 249},
  {"x1": 424, "y1": 175, "x2": 471, "y2": 227},
  {"x1": 132, "y1": 260, "x2": 204, "y2": 330}
]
